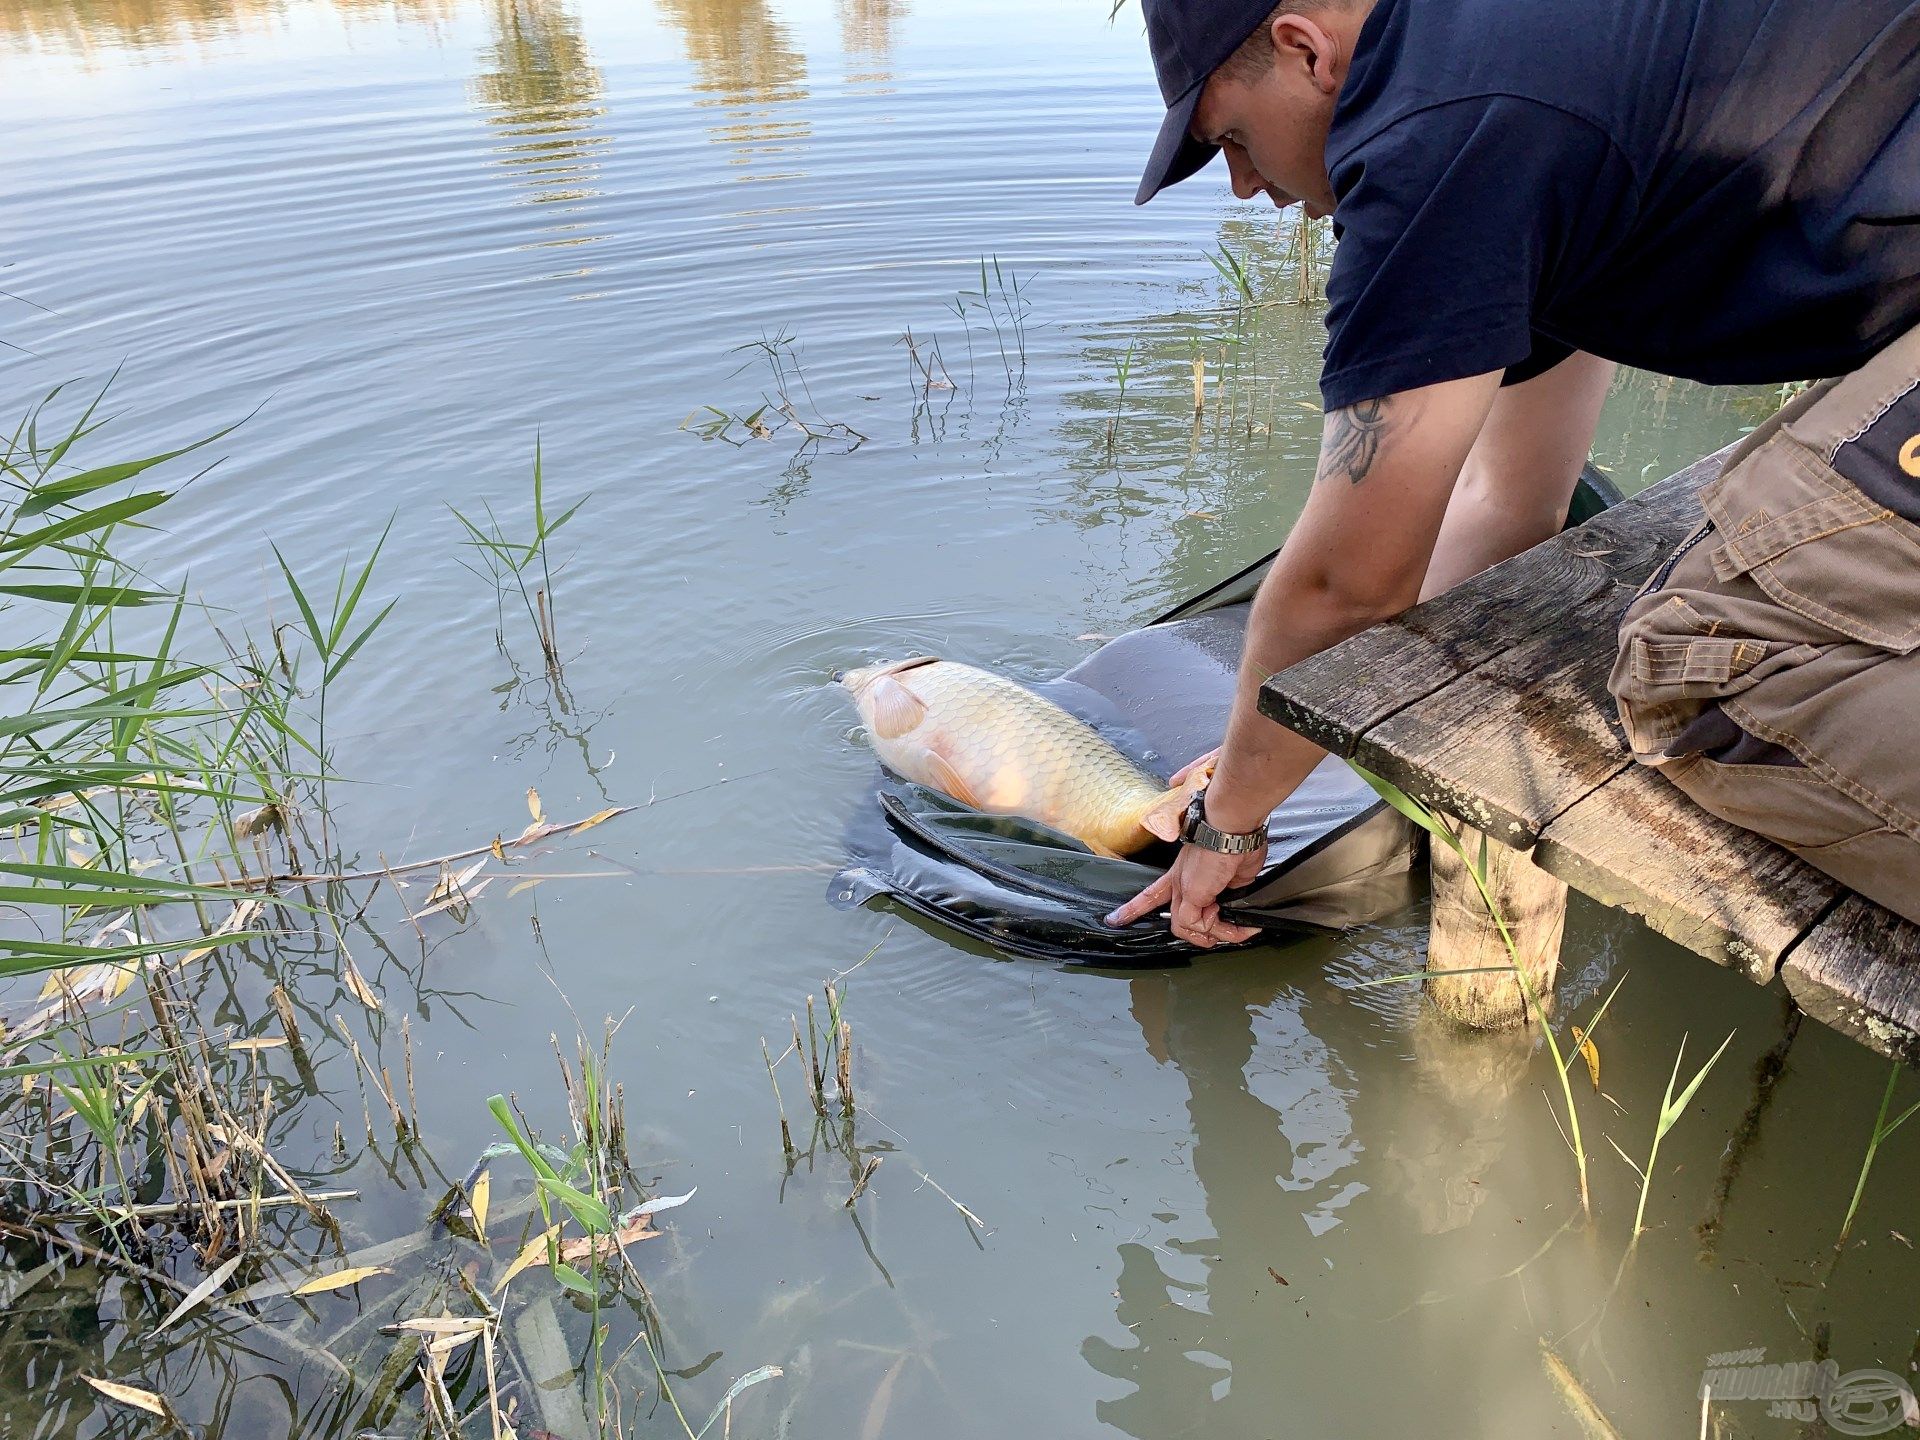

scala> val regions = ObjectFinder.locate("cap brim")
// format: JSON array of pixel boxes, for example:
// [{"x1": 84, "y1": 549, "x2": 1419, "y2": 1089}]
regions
[{"x1": 1135, "y1": 81, "x2": 1219, "y2": 205}]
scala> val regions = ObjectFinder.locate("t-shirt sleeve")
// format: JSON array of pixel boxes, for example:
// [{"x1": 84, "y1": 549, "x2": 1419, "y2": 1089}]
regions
[{"x1": 1318, "y1": 96, "x2": 1638, "y2": 411}]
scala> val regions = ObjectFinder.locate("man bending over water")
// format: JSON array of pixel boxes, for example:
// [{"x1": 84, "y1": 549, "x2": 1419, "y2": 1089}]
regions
[{"x1": 1108, "y1": 0, "x2": 1920, "y2": 945}]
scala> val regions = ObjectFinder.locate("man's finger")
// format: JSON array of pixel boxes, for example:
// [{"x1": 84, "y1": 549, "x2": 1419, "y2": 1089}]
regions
[
  {"x1": 1105, "y1": 873, "x2": 1173, "y2": 927},
  {"x1": 1171, "y1": 895, "x2": 1217, "y2": 949},
  {"x1": 1170, "y1": 747, "x2": 1221, "y2": 787}
]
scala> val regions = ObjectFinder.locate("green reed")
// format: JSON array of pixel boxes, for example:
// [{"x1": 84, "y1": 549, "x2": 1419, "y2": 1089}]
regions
[
  {"x1": 449, "y1": 437, "x2": 585, "y2": 679},
  {"x1": 1610, "y1": 1030, "x2": 1734, "y2": 1240},
  {"x1": 1836, "y1": 1058, "x2": 1920, "y2": 1250}
]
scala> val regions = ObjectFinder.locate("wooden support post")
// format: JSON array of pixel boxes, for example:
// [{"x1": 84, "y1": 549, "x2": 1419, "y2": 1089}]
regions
[{"x1": 1427, "y1": 827, "x2": 1568, "y2": 1029}]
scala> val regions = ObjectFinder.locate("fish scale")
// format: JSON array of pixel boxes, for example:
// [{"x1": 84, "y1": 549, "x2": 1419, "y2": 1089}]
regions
[{"x1": 839, "y1": 658, "x2": 1198, "y2": 856}]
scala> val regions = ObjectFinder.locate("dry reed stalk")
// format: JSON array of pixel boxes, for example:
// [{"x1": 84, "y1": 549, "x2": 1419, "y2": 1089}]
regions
[
  {"x1": 837, "y1": 1019, "x2": 854, "y2": 1118},
  {"x1": 844, "y1": 1155, "x2": 881, "y2": 1208},
  {"x1": 146, "y1": 972, "x2": 224, "y2": 1237},
  {"x1": 334, "y1": 1014, "x2": 405, "y2": 1138},
  {"x1": 37, "y1": 1190, "x2": 357, "y2": 1224},
  {"x1": 382, "y1": 852, "x2": 426, "y2": 941},
  {"x1": 1192, "y1": 356, "x2": 1205, "y2": 414},
  {"x1": 762, "y1": 1038, "x2": 795, "y2": 1158},
  {"x1": 804, "y1": 998, "x2": 826, "y2": 1115},
  {"x1": 266, "y1": 984, "x2": 304, "y2": 1052},
  {"x1": 610, "y1": 1081, "x2": 628, "y2": 1170},
  {"x1": 192, "y1": 804, "x2": 638, "y2": 890},
  {"x1": 402, "y1": 1015, "x2": 419, "y2": 1135}
]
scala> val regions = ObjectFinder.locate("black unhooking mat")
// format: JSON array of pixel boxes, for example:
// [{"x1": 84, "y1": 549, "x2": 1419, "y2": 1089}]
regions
[{"x1": 828, "y1": 467, "x2": 1623, "y2": 966}]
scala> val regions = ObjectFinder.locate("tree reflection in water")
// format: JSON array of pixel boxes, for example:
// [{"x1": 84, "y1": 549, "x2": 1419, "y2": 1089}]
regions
[{"x1": 469, "y1": 0, "x2": 609, "y2": 260}]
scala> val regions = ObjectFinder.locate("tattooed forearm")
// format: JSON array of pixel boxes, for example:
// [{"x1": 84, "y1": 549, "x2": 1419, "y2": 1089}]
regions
[{"x1": 1318, "y1": 397, "x2": 1393, "y2": 485}]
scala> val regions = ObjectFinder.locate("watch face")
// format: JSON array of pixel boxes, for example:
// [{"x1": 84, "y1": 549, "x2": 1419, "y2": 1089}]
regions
[{"x1": 1182, "y1": 791, "x2": 1207, "y2": 840}]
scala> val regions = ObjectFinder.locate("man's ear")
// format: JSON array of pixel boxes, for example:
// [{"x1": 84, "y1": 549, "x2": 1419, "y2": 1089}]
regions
[{"x1": 1271, "y1": 13, "x2": 1343, "y2": 94}]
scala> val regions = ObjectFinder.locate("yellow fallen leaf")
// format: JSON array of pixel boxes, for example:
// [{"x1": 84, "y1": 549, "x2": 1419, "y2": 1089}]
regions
[
  {"x1": 1571, "y1": 1025, "x2": 1601, "y2": 1091},
  {"x1": 83, "y1": 1378, "x2": 168, "y2": 1417},
  {"x1": 99, "y1": 963, "x2": 139, "y2": 1001},
  {"x1": 490, "y1": 834, "x2": 506, "y2": 862},
  {"x1": 526, "y1": 787, "x2": 544, "y2": 824},
  {"x1": 343, "y1": 958, "x2": 381, "y2": 1013},
  {"x1": 419, "y1": 861, "x2": 489, "y2": 919},
  {"x1": 391, "y1": 1316, "x2": 490, "y2": 1337},
  {"x1": 558, "y1": 1214, "x2": 658, "y2": 1266},
  {"x1": 506, "y1": 878, "x2": 544, "y2": 899},
  {"x1": 570, "y1": 806, "x2": 622, "y2": 834},
  {"x1": 470, "y1": 1169, "x2": 491, "y2": 1246},
  {"x1": 495, "y1": 1225, "x2": 561, "y2": 1292},
  {"x1": 427, "y1": 1329, "x2": 482, "y2": 1359},
  {"x1": 291, "y1": 1264, "x2": 390, "y2": 1296},
  {"x1": 180, "y1": 900, "x2": 262, "y2": 968}
]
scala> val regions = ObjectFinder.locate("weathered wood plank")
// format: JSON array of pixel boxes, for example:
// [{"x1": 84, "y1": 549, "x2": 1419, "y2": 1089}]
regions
[
  {"x1": 1533, "y1": 763, "x2": 1845, "y2": 982},
  {"x1": 1348, "y1": 603, "x2": 1634, "y2": 846},
  {"x1": 1781, "y1": 897, "x2": 1920, "y2": 1064},
  {"x1": 1259, "y1": 446, "x2": 1731, "y2": 755}
]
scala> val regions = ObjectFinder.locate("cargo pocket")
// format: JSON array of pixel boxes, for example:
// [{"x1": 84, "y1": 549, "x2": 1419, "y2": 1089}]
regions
[
  {"x1": 1623, "y1": 594, "x2": 1818, "y2": 696},
  {"x1": 1702, "y1": 432, "x2": 1920, "y2": 654}
]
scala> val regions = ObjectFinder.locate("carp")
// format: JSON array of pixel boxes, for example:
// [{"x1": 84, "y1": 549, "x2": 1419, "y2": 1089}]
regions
[{"x1": 838, "y1": 656, "x2": 1208, "y2": 857}]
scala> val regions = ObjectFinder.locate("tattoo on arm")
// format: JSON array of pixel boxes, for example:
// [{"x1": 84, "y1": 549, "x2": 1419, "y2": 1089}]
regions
[{"x1": 1318, "y1": 398, "x2": 1393, "y2": 486}]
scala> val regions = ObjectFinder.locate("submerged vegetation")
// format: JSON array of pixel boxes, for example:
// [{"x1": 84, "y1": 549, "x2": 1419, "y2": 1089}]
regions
[{"x1": 0, "y1": 375, "x2": 780, "y2": 1437}]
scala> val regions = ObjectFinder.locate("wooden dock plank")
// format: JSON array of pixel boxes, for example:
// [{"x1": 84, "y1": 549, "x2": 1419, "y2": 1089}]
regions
[
  {"x1": 1260, "y1": 447, "x2": 1729, "y2": 756},
  {"x1": 1782, "y1": 897, "x2": 1920, "y2": 1064},
  {"x1": 1533, "y1": 764, "x2": 1844, "y2": 981},
  {"x1": 1349, "y1": 603, "x2": 1635, "y2": 846}
]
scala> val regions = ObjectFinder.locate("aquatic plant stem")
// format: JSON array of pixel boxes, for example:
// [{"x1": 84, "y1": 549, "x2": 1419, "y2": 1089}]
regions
[{"x1": 1836, "y1": 1058, "x2": 1920, "y2": 1249}]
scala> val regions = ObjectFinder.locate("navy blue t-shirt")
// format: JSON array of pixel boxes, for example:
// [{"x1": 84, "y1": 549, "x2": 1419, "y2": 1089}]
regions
[{"x1": 1319, "y1": 0, "x2": 1920, "y2": 410}]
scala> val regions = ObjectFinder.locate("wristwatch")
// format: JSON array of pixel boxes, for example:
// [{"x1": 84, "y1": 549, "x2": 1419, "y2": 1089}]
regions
[{"x1": 1179, "y1": 789, "x2": 1266, "y2": 855}]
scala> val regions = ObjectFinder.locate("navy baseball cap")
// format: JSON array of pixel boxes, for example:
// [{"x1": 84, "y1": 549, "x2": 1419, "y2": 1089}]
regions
[{"x1": 1136, "y1": 0, "x2": 1280, "y2": 204}]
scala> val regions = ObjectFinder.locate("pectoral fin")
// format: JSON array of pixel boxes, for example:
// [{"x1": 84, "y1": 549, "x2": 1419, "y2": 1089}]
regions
[
  {"x1": 917, "y1": 747, "x2": 984, "y2": 810},
  {"x1": 867, "y1": 675, "x2": 928, "y2": 740},
  {"x1": 1136, "y1": 770, "x2": 1213, "y2": 844},
  {"x1": 1138, "y1": 786, "x2": 1189, "y2": 843}
]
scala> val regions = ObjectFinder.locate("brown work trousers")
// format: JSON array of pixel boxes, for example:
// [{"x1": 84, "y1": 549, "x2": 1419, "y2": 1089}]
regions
[{"x1": 1610, "y1": 323, "x2": 1920, "y2": 925}]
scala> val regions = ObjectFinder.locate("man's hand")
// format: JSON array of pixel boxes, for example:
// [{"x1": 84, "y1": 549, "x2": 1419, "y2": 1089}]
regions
[{"x1": 1104, "y1": 836, "x2": 1267, "y2": 947}]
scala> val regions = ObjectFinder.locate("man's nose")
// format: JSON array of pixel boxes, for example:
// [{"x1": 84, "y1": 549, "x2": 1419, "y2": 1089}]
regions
[{"x1": 1222, "y1": 143, "x2": 1263, "y2": 201}]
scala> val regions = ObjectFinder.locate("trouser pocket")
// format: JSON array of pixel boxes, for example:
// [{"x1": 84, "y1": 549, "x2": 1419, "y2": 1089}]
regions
[{"x1": 1700, "y1": 430, "x2": 1920, "y2": 654}]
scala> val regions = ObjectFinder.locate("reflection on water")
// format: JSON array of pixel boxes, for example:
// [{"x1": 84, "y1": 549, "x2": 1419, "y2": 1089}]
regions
[
  {"x1": 469, "y1": 0, "x2": 609, "y2": 255},
  {"x1": 0, "y1": 0, "x2": 453, "y2": 51},
  {"x1": 1088, "y1": 960, "x2": 1360, "y2": 1435},
  {"x1": 836, "y1": 0, "x2": 906, "y2": 88},
  {"x1": 654, "y1": 0, "x2": 810, "y2": 175}
]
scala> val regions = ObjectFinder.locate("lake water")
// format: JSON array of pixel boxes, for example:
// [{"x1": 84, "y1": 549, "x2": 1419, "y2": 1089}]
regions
[{"x1": 3, "y1": 1, "x2": 1917, "y2": 1436}]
